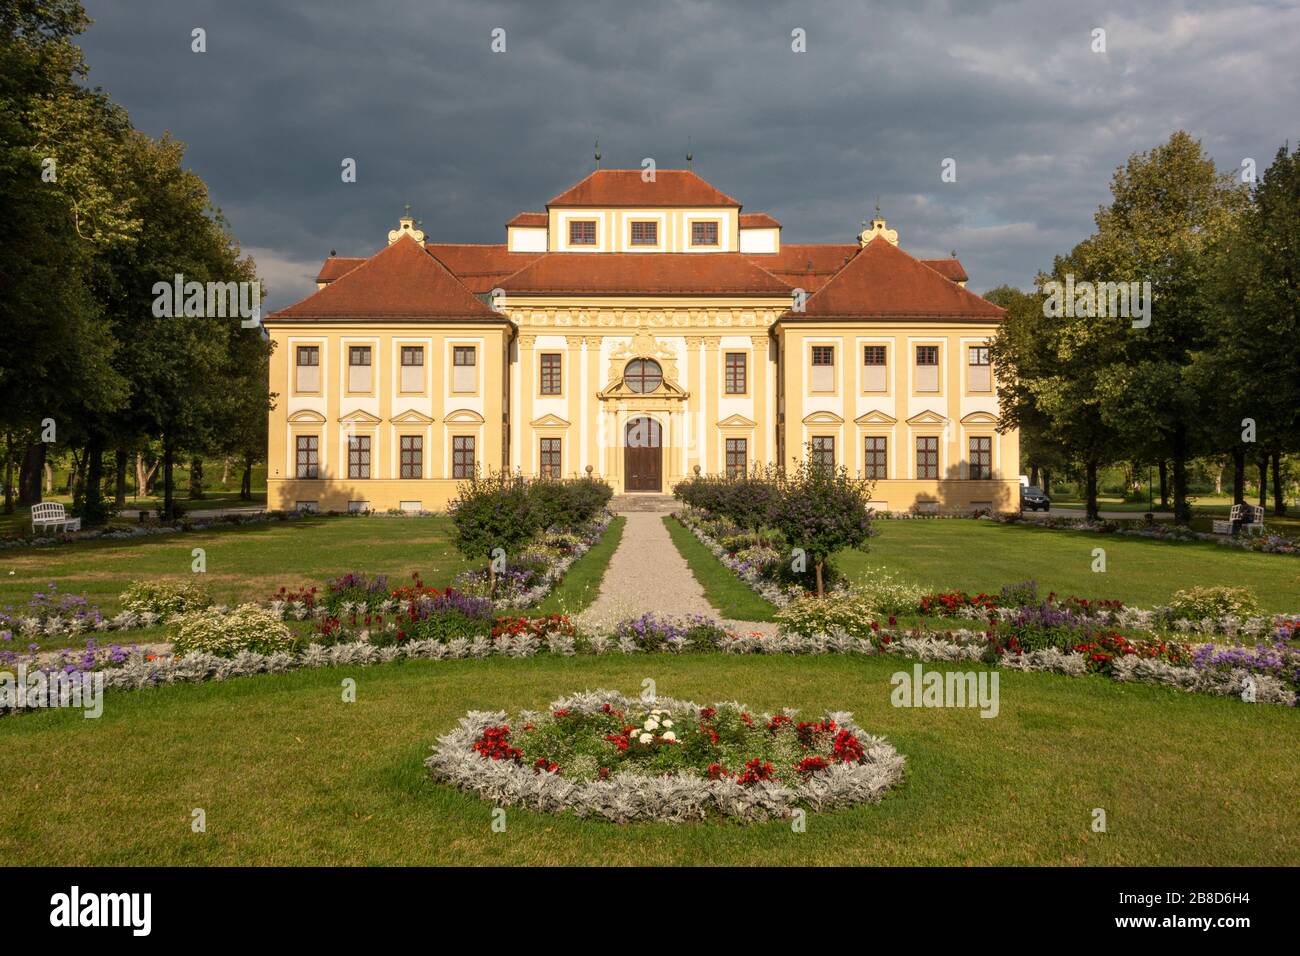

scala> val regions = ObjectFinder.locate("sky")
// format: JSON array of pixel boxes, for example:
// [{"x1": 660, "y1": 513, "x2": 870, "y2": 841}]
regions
[{"x1": 77, "y1": 0, "x2": 1300, "y2": 312}]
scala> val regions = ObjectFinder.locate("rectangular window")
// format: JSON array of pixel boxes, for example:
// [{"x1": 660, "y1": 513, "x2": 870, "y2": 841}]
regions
[
  {"x1": 540, "y1": 353, "x2": 562, "y2": 395},
  {"x1": 724, "y1": 352, "x2": 747, "y2": 394},
  {"x1": 295, "y1": 435, "x2": 319, "y2": 479},
  {"x1": 295, "y1": 345, "x2": 320, "y2": 392},
  {"x1": 568, "y1": 220, "x2": 596, "y2": 245},
  {"x1": 347, "y1": 345, "x2": 372, "y2": 393},
  {"x1": 400, "y1": 345, "x2": 424, "y2": 392},
  {"x1": 811, "y1": 436, "x2": 835, "y2": 470},
  {"x1": 968, "y1": 345, "x2": 992, "y2": 392},
  {"x1": 452, "y1": 435, "x2": 476, "y2": 479},
  {"x1": 347, "y1": 435, "x2": 371, "y2": 479},
  {"x1": 969, "y1": 436, "x2": 992, "y2": 480},
  {"x1": 539, "y1": 437, "x2": 561, "y2": 478},
  {"x1": 864, "y1": 436, "x2": 887, "y2": 480},
  {"x1": 691, "y1": 221, "x2": 719, "y2": 246},
  {"x1": 862, "y1": 345, "x2": 887, "y2": 392},
  {"x1": 630, "y1": 221, "x2": 657, "y2": 245},
  {"x1": 452, "y1": 345, "x2": 476, "y2": 393},
  {"x1": 810, "y1": 345, "x2": 835, "y2": 393},
  {"x1": 916, "y1": 436, "x2": 939, "y2": 480},
  {"x1": 725, "y1": 438, "x2": 747, "y2": 479},
  {"x1": 915, "y1": 345, "x2": 939, "y2": 393},
  {"x1": 399, "y1": 435, "x2": 423, "y2": 479}
]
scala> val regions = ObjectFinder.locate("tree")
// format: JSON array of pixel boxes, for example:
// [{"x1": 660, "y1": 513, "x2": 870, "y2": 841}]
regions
[
  {"x1": 768, "y1": 452, "x2": 874, "y2": 597},
  {"x1": 1201, "y1": 142, "x2": 1300, "y2": 516},
  {"x1": 1083, "y1": 132, "x2": 1247, "y2": 523},
  {"x1": 448, "y1": 472, "x2": 537, "y2": 595}
]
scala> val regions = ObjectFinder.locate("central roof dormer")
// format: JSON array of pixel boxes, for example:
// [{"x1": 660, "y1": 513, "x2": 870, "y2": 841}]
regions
[{"x1": 508, "y1": 169, "x2": 760, "y2": 255}]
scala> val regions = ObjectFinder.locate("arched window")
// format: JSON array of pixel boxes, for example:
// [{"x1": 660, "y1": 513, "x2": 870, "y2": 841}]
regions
[{"x1": 624, "y1": 358, "x2": 663, "y2": 394}]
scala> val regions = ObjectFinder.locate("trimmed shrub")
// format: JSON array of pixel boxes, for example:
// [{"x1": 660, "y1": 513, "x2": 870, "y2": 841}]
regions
[
  {"x1": 173, "y1": 604, "x2": 294, "y2": 657},
  {"x1": 775, "y1": 591, "x2": 877, "y2": 638},
  {"x1": 119, "y1": 579, "x2": 212, "y2": 617},
  {"x1": 1169, "y1": 586, "x2": 1259, "y2": 620}
]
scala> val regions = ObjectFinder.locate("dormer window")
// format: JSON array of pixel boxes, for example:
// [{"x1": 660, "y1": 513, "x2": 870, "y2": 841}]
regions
[
  {"x1": 691, "y1": 221, "x2": 719, "y2": 246},
  {"x1": 630, "y1": 221, "x2": 658, "y2": 246},
  {"x1": 569, "y1": 220, "x2": 596, "y2": 245}
]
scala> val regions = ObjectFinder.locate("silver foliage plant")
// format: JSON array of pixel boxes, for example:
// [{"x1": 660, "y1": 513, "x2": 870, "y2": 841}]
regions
[{"x1": 424, "y1": 689, "x2": 906, "y2": 824}]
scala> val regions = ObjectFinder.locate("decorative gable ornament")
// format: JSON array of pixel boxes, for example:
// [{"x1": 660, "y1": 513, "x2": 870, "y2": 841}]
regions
[
  {"x1": 598, "y1": 330, "x2": 689, "y2": 400},
  {"x1": 388, "y1": 215, "x2": 426, "y2": 247},
  {"x1": 859, "y1": 216, "x2": 898, "y2": 247}
]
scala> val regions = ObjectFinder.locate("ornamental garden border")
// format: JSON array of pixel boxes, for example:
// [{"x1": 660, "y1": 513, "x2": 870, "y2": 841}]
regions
[{"x1": 425, "y1": 689, "x2": 906, "y2": 824}]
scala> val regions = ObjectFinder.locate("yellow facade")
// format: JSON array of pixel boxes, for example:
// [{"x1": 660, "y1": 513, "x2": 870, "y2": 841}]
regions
[{"x1": 265, "y1": 170, "x2": 1019, "y2": 513}]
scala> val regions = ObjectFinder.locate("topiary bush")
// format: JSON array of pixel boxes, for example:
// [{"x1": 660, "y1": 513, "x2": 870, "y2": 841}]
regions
[
  {"x1": 767, "y1": 454, "x2": 876, "y2": 596},
  {"x1": 449, "y1": 471, "x2": 538, "y2": 595}
]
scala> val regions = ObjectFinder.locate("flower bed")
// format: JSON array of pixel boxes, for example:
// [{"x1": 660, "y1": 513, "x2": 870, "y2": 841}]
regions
[{"x1": 425, "y1": 689, "x2": 905, "y2": 823}]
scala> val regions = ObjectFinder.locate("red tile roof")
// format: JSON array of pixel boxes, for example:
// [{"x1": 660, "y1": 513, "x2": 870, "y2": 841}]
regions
[
  {"x1": 498, "y1": 252, "x2": 791, "y2": 295},
  {"x1": 739, "y1": 212, "x2": 781, "y2": 228},
  {"x1": 921, "y1": 258, "x2": 968, "y2": 283},
  {"x1": 506, "y1": 212, "x2": 548, "y2": 227},
  {"x1": 315, "y1": 256, "x2": 366, "y2": 284},
  {"x1": 421, "y1": 244, "x2": 543, "y2": 293},
  {"x1": 745, "y1": 244, "x2": 858, "y2": 290},
  {"x1": 271, "y1": 235, "x2": 502, "y2": 322},
  {"x1": 781, "y1": 237, "x2": 1002, "y2": 321},
  {"x1": 547, "y1": 169, "x2": 742, "y2": 207}
]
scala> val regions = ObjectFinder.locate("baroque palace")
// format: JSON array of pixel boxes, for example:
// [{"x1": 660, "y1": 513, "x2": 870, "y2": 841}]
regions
[{"x1": 264, "y1": 169, "x2": 1018, "y2": 512}]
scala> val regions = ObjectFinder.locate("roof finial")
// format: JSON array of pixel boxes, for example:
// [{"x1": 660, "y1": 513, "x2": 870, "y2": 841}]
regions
[
  {"x1": 594, "y1": 138, "x2": 601, "y2": 169},
  {"x1": 686, "y1": 135, "x2": 693, "y2": 168},
  {"x1": 874, "y1": 195, "x2": 881, "y2": 218}
]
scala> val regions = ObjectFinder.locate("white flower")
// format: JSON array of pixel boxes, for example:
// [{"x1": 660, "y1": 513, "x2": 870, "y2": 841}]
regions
[
  {"x1": 638, "y1": 733, "x2": 653, "y2": 744},
  {"x1": 643, "y1": 719, "x2": 659, "y2": 731},
  {"x1": 662, "y1": 719, "x2": 673, "y2": 728},
  {"x1": 662, "y1": 731, "x2": 676, "y2": 741}
]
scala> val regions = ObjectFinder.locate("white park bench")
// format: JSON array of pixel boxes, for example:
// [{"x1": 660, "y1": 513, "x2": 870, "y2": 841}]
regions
[
  {"x1": 1213, "y1": 503, "x2": 1265, "y2": 535},
  {"x1": 30, "y1": 502, "x2": 81, "y2": 535}
]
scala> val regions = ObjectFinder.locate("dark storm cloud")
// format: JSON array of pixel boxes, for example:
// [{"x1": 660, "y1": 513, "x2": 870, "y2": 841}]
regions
[{"x1": 78, "y1": 0, "x2": 1300, "y2": 309}]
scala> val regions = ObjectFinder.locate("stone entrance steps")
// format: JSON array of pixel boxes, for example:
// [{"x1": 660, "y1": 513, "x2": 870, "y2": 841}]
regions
[{"x1": 609, "y1": 493, "x2": 677, "y2": 514}]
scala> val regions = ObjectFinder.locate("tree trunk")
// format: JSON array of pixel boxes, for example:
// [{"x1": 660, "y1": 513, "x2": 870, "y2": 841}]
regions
[
  {"x1": 1041, "y1": 469, "x2": 1051, "y2": 497},
  {"x1": 83, "y1": 439, "x2": 105, "y2": 526},
  {"x1": 3, "y1": 433, "x2": 13, "y2": 515},
  {"x1": 1084, "y1": 459, "x2": 1099, "y2": 522},
  {"x1": 69, "y1": 446, "x2": 86, "y2": 506},
  {"x1": 814, "y1": 560, "x2": 825, "y2": 598},
  {"x1": 1271, "y1": 448, "x2": 1286, "y2": 516},
  {"x1": 43, "y1": 462, "x2": 52, "y2": 494},
  {"x1": 162, "y1": 439, "x2": 176, "y2": 521},
  {"x1": 1232, "y1": 448, "x2": 1246, "y2": 505},
  {"x1": 18, "y1": 441, "x2": 46, "y2": 505},
  {"x1": 1158, "y1": 459, "x2": 1169, "y2": 508},
  {"x1": 1170, "y1": 425, "x2": 1192, "y2": 524},
  {"x1": 240, "y1": 457, "x2": 253, "y2": 501},
  {"x1": 1213, "y1": 463, "x2": 1222, "y2": 496},
  {"x1": 1257, "y1": 455, "x2": 1268, "y2": 508},
  {"x1": 1029, "y1": 463, "x2": 1039, "y2": 487},
  {"x1": 188, "y1": 456, "x2": 204, "y2": 500},
  {"x1": 221, "y1": 457, "x2": 230, "y2": 485},
  {"x1": 114, "y1": 449, "x2": 128, "y2": 507}
]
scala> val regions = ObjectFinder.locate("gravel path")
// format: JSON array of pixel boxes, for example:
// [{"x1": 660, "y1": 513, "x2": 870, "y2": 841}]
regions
[{"x1": 574, "y1": 512, "x2": 779, "y2": 637}]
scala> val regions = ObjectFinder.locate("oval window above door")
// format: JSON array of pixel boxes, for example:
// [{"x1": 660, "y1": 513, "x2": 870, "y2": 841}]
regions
[{"x1": 624, "y1": 358, "x2": 663, "y2": 393}]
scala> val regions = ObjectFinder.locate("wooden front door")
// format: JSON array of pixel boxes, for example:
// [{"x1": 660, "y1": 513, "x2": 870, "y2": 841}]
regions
[{"x1": 624, "y1": 417, "x2": 662, "y2": 492}]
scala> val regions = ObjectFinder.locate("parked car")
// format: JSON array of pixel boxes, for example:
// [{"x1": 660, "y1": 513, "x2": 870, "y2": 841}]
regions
[{"x1": 1020, "y1": 485, "x2": 1051, "y2": 512}]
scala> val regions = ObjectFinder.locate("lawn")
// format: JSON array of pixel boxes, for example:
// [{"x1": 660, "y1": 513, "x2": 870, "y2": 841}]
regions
[
  {"x1": 663, "y1": 515, "x2": 777, "y2": 621},
  {"x1": 1, "y1": 653, "x2": 1294, "y2": 866},
  {"x1": 840, "y1": 519, "x2": 1300, "y2": 613},
  {"x1": 532, "y1": 516, "x2": 625, "y2": 616},
  {"x1": 0, "y1": 517, "x2": 476, "y2": 652}
]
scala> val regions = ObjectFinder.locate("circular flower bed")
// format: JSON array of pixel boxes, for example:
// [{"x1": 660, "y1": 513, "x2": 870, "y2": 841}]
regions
[{"x1": 426, "y1": 689, "x2": 905, "y2": 823}]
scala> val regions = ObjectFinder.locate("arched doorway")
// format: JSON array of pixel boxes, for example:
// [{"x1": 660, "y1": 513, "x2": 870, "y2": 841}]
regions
[{"x1": 624, "y1": 416, "x2": 662, "y2": 492}]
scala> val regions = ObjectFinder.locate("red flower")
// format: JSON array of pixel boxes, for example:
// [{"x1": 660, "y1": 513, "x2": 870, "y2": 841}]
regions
[
  {"x1": 796, "y1": 756, "x2": 829, "y2": 777},
  {"x1": 736, "y1": 757, "x2": 775, "y2": 786}
]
